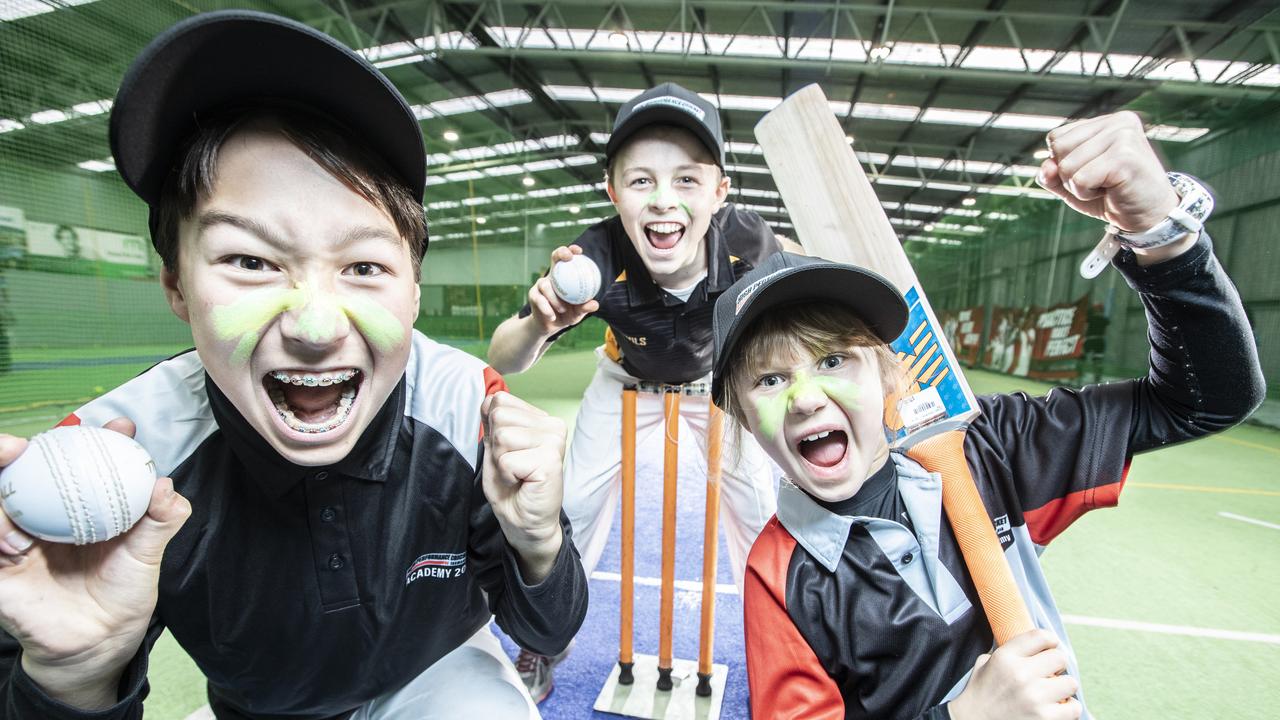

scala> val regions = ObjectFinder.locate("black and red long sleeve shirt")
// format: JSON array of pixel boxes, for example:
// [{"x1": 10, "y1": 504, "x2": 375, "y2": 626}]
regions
[{"x1": 743, "y1": 234, "x2": 1265, "y2": 720}]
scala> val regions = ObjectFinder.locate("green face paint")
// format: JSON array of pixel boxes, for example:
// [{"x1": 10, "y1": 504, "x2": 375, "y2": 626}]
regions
[
  {"x1": 292, "y1": 283, "x2": 345, "y2": 345},
  {"x1": 211, "y1": 286, "x2": 306, "y2": 364},
  {"x1": 210, "y1": 281, "x2": 406, "y2": 363},
  {"x1": 644, "y1": 178, "x2": 694, "y2": 219},
  {"x1": 751, "y1": 369, "x2": 863, "y2": 440},
  {"x1": 754, "y1": 393, "x2": 787, "y2": 440},
  {"x1": 342, "y1": 293, "x2": 405, "y2": 352}
]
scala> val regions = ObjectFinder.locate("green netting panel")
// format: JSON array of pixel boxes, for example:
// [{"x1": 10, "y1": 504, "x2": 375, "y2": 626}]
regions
[
  {"x1": 1, "y1": 2, "x2": 193, "y2": 428},
  {"x1": 912, "y1": 108, "x2": 1279, "y2": 395},
  {"x1": 0, "y1": 2, "x2": 605, "y2": 435}
]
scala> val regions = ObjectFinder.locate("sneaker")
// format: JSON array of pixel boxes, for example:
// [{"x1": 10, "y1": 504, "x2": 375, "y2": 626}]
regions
[{"x1": 515, "y1": 643, "x2": 572, "y2": 704}]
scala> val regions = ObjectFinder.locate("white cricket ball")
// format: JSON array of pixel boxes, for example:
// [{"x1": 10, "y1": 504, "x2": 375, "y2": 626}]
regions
[
  {"x1": 549, "y1": 254, "x2": 601, "y2": 305},
  {"x1": 0, "y1": 426, "x2": 157, "y2": 545}
]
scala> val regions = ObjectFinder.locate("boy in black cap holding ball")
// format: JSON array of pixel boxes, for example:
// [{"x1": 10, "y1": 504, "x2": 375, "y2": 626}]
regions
[
  {"x1": 489, "y1": 82, "x2": 791, "y2": 699},
  {"x1": 0, "y1": 11, "x2": 585, "y2": 719}
]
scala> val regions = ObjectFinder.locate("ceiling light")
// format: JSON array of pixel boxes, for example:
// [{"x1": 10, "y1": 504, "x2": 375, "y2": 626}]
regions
[
  {"x1": 71, "y1": 100, "x2": 112, "y2": 116},
  {"x1": 1146, "y1": 125, "x2": 1211, "y2": 142},
  {"x1": 992, "y1": 113, "x2": 1066, "y2": 131},
  {"x1": 921, "y1": 108, "x2": 993, "y2": 126},
  {"x1": 411, "y1": 89, "x2": 534, "y2": 120},
  {"x1": 492, "y1": 27, "x2": 1280, "y2": 90},
  {"x1": 522, "y1": 176, "x2": 536, "y2": 187},
  {"x1": 374, "y1": 54, "x2": 427, "y2": 69},
  {"x1": 961, "y1": 197, "x2": 977, "y2": 207},
  {"x1": 28, "y1": 109, "x2": 68, "y2": 125},
  {"x1": 1, "y1": 0, "x2": 96, "y2": 22},
  {"x1": 923, "y1": 223, "x2": 935, "y2": 231},
  {"x1": 523, "y1": 158, "x2": 566, "y2": 172},
  {"x1": 475, "y1": 216, "x2": 487, "y2": 224},
  {"x1": 569, "y1": 205, "x2": 581, "y2": 214},
  {"x1": 443, "y1": 130, "x2": 460, "y2": 142},
  {"x1": 845, "y1": 135, "x2": 854, "y2": 144},
  {"x1": 609, "y1": 31, "x2": 629, "y2": 48},
  {"x1": 77, "y1": 159, "x2": 116, "y2": 172}
]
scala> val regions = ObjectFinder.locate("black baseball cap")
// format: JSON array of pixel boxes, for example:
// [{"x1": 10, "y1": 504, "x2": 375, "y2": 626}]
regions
[
  {"x1": 605, "y1": 83, "x2": 724, "y2": 168},
  {"x1": 109, "y1": 10, "x2": 426, "y2": 247},
  {"x1": 711, "y1": 252, "x2": 909, "y2": 406}
]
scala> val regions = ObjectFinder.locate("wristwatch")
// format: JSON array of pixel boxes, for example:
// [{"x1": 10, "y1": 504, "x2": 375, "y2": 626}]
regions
[{"x1": 1079, "y1": 172, "x2": 1214, "y2": 279}]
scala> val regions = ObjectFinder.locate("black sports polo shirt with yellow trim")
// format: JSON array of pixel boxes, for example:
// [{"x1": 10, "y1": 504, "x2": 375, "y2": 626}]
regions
[
  {"x1": 520, "y1": 203, "x2": 781, "y2": 384},
  {"x1": 742, "y1": 234, "x2": 1264, "y2": 720}
]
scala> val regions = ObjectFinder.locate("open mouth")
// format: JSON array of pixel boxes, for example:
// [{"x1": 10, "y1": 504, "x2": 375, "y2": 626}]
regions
[
  {"x1": 797, "y1": 429, "x2": 849, "y2": 468},
  {"x1": 644, "y1": 221, "x2": 686, "y2": 252},
  {"x1": 263, "y1": 368, "x2": 362, "y2": 435}
]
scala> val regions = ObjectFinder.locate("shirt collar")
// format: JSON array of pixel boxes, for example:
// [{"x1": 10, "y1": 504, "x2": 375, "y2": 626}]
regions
[
  {"x1": 704, "y1": 206, "x2": 737, "y2": 294},
  {"x1": 775, "y1": 452, "x2": 937, "y2": 572},
  {"x1": 205, "y1": 373, "x2": 406, "y2": 498}
]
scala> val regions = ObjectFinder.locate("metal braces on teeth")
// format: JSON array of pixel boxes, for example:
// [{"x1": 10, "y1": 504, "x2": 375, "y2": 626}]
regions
[{"x1": 270, "y1": 369, "x2": 359, "y2": 387}]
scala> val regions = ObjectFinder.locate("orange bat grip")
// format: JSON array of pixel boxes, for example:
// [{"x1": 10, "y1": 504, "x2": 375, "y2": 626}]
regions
[{"x1": 907, "y1": 429, "x2": 1035, "y2": 646}]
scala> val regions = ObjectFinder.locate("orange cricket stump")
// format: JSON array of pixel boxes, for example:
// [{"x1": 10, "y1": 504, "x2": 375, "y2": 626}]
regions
[
  {"x1": 617, "y1": 385, "x2": 638, "y2": 685},
  {"x1": 656, "y1": 387, "x2": 681, "y2": 691},
  {"x1": 697, "y1": 400, "x2": 723, "y2": 697},
  {"x1": 594, "y1": 382, "x2": 728, "y2": 719}
]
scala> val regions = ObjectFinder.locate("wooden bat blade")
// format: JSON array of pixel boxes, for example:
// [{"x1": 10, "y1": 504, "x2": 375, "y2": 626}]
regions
[
  {"x1": 756, "y1": 84, "x2": 1037, "y2": 647},
  {"x1": 754, "y1": 84, "x2": 980, "y2": 447}
]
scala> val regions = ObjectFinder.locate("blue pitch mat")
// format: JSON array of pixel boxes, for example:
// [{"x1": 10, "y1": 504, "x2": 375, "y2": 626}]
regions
[{"x1": 495, "y1": 417, "x2": 755, "y2": 719}]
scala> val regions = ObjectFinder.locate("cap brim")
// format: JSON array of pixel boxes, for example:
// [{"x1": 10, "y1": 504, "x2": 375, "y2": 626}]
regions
[
  {"x1": 712, "y1": 263, "x2": 907, "y2": 404},
  {"x1": 109, "y1": 10, "x2": 425, "y2": 206},
  {"x1": 605, "y1": 105, "x2": 723, "y2": 167}
]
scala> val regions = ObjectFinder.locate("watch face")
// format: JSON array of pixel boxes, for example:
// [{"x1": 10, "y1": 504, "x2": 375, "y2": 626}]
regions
[{"x1": 1116, "y1": 172, "x2": 1212, "y2": 248}]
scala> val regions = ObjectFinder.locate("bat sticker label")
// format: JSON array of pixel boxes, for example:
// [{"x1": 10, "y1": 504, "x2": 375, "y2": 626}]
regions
[{"x1": 898, "y1": 386, "x2": 946, "y2": 429}]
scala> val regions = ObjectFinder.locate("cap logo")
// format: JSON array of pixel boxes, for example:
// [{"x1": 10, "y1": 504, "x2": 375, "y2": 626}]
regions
[
  {"x1": 734, "y1": 269, "x2": 786, "y2": 315},
  {"x1": 632, "y1": 95, "x2": 706, "y2": 122}
]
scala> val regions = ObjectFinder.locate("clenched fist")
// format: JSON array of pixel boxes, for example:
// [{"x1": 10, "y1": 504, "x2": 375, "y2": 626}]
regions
[
  {"x1": 1038, "y1": 111, "x2": 1179, "y2": 233},
  {"x1": 480, "y1": 391, "x2": 568, "y2": 583}
]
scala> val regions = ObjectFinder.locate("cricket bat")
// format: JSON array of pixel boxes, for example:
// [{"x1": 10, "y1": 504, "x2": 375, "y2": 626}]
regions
[{"x1": 755, "y1": 84, "x2": 1034, "y2": 646}]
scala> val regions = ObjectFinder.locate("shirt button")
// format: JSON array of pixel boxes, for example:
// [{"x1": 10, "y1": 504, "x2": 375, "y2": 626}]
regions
[
  {"x1": 328, "y1": 553, "x2": 344, "y2": 570},
  {"x1": 901, "y1": 552, "x2": 914, "y2": 565},
  {"x1": 320, "y1": 507, "x2": 337, "y2": 523},
  {"x1": 315, "y1": 471, "x2": 329, "y2": 481}
]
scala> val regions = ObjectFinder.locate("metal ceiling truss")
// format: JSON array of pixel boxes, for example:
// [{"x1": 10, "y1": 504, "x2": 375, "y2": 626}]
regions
[
  {"x1": 283, "y1": 0, "x2": 1280, "y2": 249},
  {"x1": 318, "y1": 0, "x2": 608, "y2": 197},
  {"x1": 335, "y1": 0, "x2": 1280, "y2": 100}
]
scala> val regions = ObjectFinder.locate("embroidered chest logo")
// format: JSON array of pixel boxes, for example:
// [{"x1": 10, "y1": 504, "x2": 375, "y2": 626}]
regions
[
  {"x1": 405, "y1": 552, "x2": 467, "y2": 586},
  {"x1": 992, "y1": 514, "x2": 1013, "y2": 550}
]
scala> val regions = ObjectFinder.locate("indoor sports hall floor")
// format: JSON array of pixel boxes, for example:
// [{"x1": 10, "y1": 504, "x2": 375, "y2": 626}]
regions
[{"x1": 3, "y1": 345, "x2": 1278, "y2": 719}]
